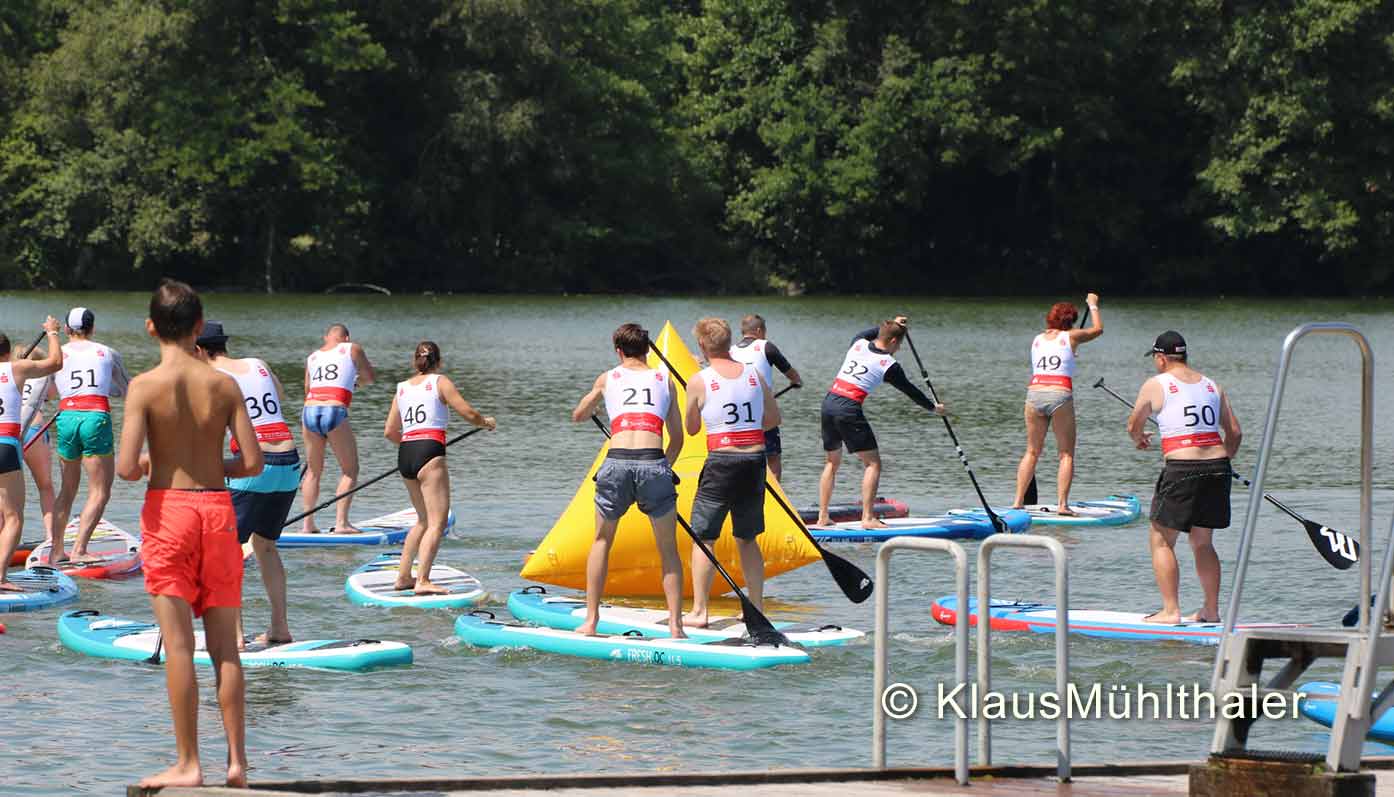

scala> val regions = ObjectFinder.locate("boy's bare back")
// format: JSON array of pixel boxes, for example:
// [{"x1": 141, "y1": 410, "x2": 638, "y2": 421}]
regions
[{"x1": 128, "y1": 349, "x2": 248, "y2": 490}]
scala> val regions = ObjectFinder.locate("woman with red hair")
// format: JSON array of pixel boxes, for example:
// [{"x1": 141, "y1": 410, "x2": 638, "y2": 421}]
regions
[{"x1": 1012, "y1": 293, "x2": 1103, "y2": 513}]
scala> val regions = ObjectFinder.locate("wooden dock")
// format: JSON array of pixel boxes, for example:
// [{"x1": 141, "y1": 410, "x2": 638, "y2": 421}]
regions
[{"x1": 127, "y1": 757, "x2": 1394, "y2": 796}]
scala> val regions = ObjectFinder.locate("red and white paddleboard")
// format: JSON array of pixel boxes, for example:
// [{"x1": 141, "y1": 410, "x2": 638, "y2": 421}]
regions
[{"x1": 26, "y1": 518, "x2": 141, "y2": 579}]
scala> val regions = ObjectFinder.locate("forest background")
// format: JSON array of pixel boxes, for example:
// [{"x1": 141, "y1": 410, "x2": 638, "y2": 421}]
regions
[{"x1": 1, "y1": 0, "x2": 1391, "y2": 295}]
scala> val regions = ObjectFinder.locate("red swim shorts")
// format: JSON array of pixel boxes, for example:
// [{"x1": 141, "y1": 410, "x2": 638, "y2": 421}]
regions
[{"x1": 141, "y1": 489, "x2": 243, "y2": 618}]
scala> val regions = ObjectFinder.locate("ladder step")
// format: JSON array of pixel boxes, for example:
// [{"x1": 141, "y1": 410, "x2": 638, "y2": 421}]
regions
[{"x1": 1217, "y1": 749, "x2": 1325, "y2": 765}]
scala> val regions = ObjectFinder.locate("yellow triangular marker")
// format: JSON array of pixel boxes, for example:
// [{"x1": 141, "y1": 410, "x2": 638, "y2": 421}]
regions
[{"x1": 520, "y1": 321, "x2": 821, "y2": 596}]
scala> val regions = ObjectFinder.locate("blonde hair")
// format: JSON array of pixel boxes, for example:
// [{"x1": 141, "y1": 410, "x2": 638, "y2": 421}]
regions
[{"x1": 692, "y1": 317, "x2": 732, "y2": 355}]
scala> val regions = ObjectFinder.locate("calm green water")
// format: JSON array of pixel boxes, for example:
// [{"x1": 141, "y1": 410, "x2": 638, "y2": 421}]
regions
[{"x1": 3, "y1": 292, "x2": 1393, "y2": 794}]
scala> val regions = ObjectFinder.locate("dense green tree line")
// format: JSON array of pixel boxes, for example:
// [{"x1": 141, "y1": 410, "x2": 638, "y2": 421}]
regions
[{"x1": 1, "y1": 0, "x2": 1391, "y2": 294}]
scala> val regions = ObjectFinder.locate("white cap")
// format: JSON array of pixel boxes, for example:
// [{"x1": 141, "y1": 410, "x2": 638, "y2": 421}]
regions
[{"x1": 66, "y1": 307, "x2": 94, "y2": 332}]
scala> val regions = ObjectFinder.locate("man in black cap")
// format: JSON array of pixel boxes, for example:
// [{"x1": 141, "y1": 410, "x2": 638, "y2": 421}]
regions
[
  {"x1": 195, "y1": 321, "x2": 300, "y2": 647},
  {"x1": 1127, "y1": 331, "x2": 1242, "y2": 625}
]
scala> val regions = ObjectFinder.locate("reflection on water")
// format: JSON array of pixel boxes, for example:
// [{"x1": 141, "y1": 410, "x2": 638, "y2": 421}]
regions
[{"x1": 2, "y1": 292, "x2": 1392, "y2": 794}]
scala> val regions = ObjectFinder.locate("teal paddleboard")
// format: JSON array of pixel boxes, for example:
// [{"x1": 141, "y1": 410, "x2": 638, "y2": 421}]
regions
[
  {"x1": 345, "y1": 553, "x2": 484, "y2": 609},
  {"x1": 948, "y1": 495, "x2": 1141, "y2": 527}
]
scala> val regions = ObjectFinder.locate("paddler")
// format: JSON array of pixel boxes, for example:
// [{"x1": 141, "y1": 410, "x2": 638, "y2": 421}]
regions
[
  {"x1": 729, "y1": 314, "x2": 801, "y2": 482},
  {"x1": 116, "y1": 279, "x2": 262, "y2": 789},
  {"x1": 1128, "y1": 331, "x2": 1242, "y2": 625},
  {"x1": 569, "y1": 323, "x2": 686, "y2": 638},
  {"x1": 48, "y1": 307, "x2": 132, "y2": 564},
  {"x1": 299, "y1": 323, "x2": 375, "y2": 534},
  {"x1": 1012, "y1": 293, "x2": 1103, "y2": 513},
  {"x1": 383, "y1": 341, "x2": 495, "y2": 595},
  {"x1": 685, "y1": 317, "x2": 780, "y2": 624},
  {"x1": 195, "y1": 321, "x2": 298, "y2": 647},
  {"x1": 19, "y1": 338, "x2": 58, "y2": 537},
  {"x1": 816, "y1": 317, "x2": 946, "y2": 529},
  {"x1": 0, "y1": 317, "x2": 63, "y2": 589}
]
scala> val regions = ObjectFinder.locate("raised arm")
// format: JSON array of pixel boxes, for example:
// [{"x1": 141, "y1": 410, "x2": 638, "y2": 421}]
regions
[
  {"x1": 759, "y1": 374, "x2": 781, "y2": 431},
  {"x1": 437, "y1": 376, "x2": 496, "y2": 430},
  {"x1": 224, "y1": 380, "x2": 264, "y2": 479},
  {"x1": 1070, "y1": 292, "x2": 1103, "y2": 346},
  {"x1": 663, "y1": 380, "x2": 683, "y2": 464},
  {"x1": 14, "y1": 317, "x2": 62, "y2": 380},
  {"x1": 1218, "y1": 387, "x2": 1242, "y2": 458},
  {"x1": 384, "y1": 394, "x2": 403, "y2": 444},
  {"x1": 115, "y1": 377, "x2": 150, "y2": 481},
  {"x1": 570, "y1": 373, "x2": 607, "y2": 423},
  {"x1": 352, "y1": 343, "x2": 376, "y2": 386},
  {"x1": 1128, "y1": 378, "x2": 1161, "y2": 450}
]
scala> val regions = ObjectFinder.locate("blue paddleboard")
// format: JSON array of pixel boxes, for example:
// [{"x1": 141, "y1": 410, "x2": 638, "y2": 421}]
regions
[
  {"x1": 345, "y1": 553, "x2": 484, "y2": 609},
  {"x1": 808, "y1": 509, "x2": 1031, "y2": 542},
  {"x1": 931, "y1": 596, "x2": 1306, "y2": 645},
  {"x1": 0, "y1": 566, "x2": 78, "y2": 613},
  {"x1": 506, "y1": 588, "x2": 863, "y2": 648},
  {"x1": 454, "y1": 612, "x2": 810, "y2": 670},
  {"x1": 948, "y1": 495, "x2": 1141, "y2": 527},
  {"x1": 277, "y1": 508, "x2": 454, "y2": 548},
  {"x1": 58, "y1": 610, "x2": 413, "y2": 671},
  {"x1": 1298, "y1": 682, "x2": 1394, "y2": 743}
]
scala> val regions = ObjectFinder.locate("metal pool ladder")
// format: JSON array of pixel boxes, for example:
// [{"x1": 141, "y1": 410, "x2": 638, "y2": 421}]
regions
[{"x1": 1210, "y1": 322, "x2": 1381, "y2": 771}]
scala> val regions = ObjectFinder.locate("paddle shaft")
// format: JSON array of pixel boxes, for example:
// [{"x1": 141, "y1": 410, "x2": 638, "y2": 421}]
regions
[
  {"x1": 1025, "y1": 303, "x2": 1090, "y2": 506},
  {"x1": 16, "y1": 329, "x2": 54, "y2": 445},
  {"x1": 281, "y1": 427, "x2": 484, "y2": 528},
  {"x1": 773, "y1": 384, "x2": 799, "y2": 399},
  {"x1": 902, "y1": 330, "x2": 1006, "y2": 532}
]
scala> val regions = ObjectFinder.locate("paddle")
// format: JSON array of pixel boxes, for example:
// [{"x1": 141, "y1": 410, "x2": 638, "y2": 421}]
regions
[
  {"x1": 1093, "y1": 376, "x2": 1359, "y2": 570},
  {"x1": 16, "y1": 329, "x2": 53, "y2": 446},
  {"x1": 902, "y1": 330, "x2": 1009, "y2": 535},
  {"x1": 280, "y1": 427, "x2": 485, "y2": 529},
  {"x1": 587, "y1": 413, "x2": 790, "y2": 646},
  {"x1": 773, "y1": 383, "x2": 799, "y2": 399},
  {"x1": 1024, "y1": 303, "x2": 1091, "y2": 506},
  {"x1": 644, "y1": 343, "x2": 874, "y2": 603}
]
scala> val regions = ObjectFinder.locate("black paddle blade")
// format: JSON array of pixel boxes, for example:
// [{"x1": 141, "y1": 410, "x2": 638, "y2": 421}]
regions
[
  {"x1": 988, "y1": 510, "x2": 1009, "y2": 535},
  {"x1": 822, "y1": 550, "x2": 874, "y2": 603},
  {"x1": 1024, "y1": 477, "x2": 1038, "y2": 506},
  {"x1": 1304, "y1": 519, "x2": 1359, "y2": 570},
  {"x1": 739, "y1": 596, "x2": 790, "y2": 647}
]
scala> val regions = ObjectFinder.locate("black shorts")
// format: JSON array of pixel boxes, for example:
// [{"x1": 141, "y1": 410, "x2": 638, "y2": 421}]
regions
[
  {"x1": 399, "y1": 439, "x2": 446, "y2": 480},
  {"x1": 763, "y1": 427, "x2": 782, "y2": 456},
  {"x1": 1150, "y1": 458, "x2": 1232, "y2": 531},
  {"x1": 231, "y1": 488, "x2": 297, "y2": 544},
  {"x1": 690, "y1": 451, "x2": 766, "y2": 541},
  {"x1": 821, "y1": 395, "x2": 877, "y2": 453},
  {"x1": 0, "y1": 440, "x2": 18, "y2": 475}
]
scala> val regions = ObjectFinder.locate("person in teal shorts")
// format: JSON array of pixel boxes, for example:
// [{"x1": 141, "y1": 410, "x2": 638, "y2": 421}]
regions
[{"x1": 47, "y1": 307, "x2": 131, "y2": 564}]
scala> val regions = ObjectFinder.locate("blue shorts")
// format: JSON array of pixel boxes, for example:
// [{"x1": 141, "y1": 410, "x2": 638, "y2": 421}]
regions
[
  {"x1": 302, "y1": 405, "x2": 349, "y2": 437},
  {"x1": 763, "y1": 427, "x2": 782, "y2": 456},
  {"x1": 23, "y1": 424, "x2": 49, "y2": 448},
  {"x1": 229, "y1": 450, "x2": 301, "y2": 543},
  {"x1": 227, "y1": 450, "x2": 302, "y2": 493}
]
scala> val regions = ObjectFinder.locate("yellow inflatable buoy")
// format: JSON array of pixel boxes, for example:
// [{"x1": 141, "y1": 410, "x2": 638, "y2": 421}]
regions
[{"x1": 520, "y1": 321, "x2": 822, "y2": 597}]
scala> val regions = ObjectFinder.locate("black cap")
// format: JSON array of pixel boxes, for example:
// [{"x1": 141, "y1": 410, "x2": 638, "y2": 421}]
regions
[
  {"x1": 196, "y1": 320, "x2": 228, "y2": 347},
  {"x1": 1146, "y1": 330, "x2": 1186, "y2": 356}
]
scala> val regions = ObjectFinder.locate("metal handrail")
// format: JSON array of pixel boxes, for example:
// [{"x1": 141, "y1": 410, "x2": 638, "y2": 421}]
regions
[
  {"x1": 872, "y1": 537, "x2": 969, "y2": 784},
  {"x1": 1210, "y1": 323, "x2": 1374, "y2": 693},
  {"x1": 977, "y1": 534, "x2": 1070, "y2": 782}
]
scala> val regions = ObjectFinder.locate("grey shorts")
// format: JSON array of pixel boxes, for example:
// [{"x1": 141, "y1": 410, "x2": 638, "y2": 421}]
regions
[
  {"x1": 691, "y1": 451, "x2": 766, "y2": 541},
  {"x1": 594, "y1": 449, "x2": 677, "y2": 521},
  {"x1": 1025, "y1": 389, "x2": 1073, "y2": 417}
]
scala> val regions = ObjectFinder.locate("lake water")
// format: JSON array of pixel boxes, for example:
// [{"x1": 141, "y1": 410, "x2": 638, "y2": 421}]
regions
[{"x1": 2, "y1": 292, "x2": 1392, "y2": 794}]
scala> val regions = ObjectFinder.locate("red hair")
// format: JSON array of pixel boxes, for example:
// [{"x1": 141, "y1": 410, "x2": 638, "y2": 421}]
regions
[{"x1": 1045, "y1": 302, "x2": 1078, "y2": 330}]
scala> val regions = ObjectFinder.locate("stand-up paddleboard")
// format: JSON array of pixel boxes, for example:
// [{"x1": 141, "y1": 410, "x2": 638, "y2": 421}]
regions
[
  {"x1": 58, "y1": 610, "x2": 413, "y2": 671},
  {"x1": 948, "y1": 495, "x2": 1141, "y2": 527},
  {"x1": 1297, "y1": 682, "x2": 1394, "y2": 743},
  {"x1": 277, "y1": 508, "x2": 454, "y2": 548},
  {"x1": 0, "y1": 566, "x2": 79, "y2": 613},
  {"x1": 796, "y1": 498, "x2": 910, "y2": 525},
  {"x1": 26, "y1": 519, "x2": 141, "y2": 579},
  {"x1": 345, "y1": 553, "x2": 484, "y2": 609},
  {"x1": 506, "y1": 588, "x2": 863, "y2": 648},
  {"x1": 931, "y1": 596, "x2": 1307, "y2": 645},
  {"x1": 809, "y1": 509, "x2": 1031, "y2": 543},
  {"x1": 454, "y1": 611, "x2": 810, "y2": 670}
]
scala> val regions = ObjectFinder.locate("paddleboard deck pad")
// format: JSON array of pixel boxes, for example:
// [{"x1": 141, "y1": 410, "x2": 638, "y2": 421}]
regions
[
  {"x1": 346, "y1": 554, "x2": 484, "y2": 609},
  {"x1": 1298, "y1": 682, "x2": 1394, "y2": 743},
  {"x1": 278, "y1": 508, "x2": 454, "y2": 548},
  {"x1": 931, "y1": 596, "x2": 1307, "y2": 645},
  {"x1": 507, "y1": 588, "x2": 863, "y2": 648},
  {"x1": 454, "y1": 611, "x2": 810, "y2": 670},
  {"x1": 58, "y1": 610, "x2": 413, "y2": 670},
  {"x1": 809, "y1": 509, "x2": 1031, "y2": 542},
  {"x1": 26, "y1": 519, "x2": 141, "y2": 579},
  {"x1": 948, "y1": 495, "x2": 1141, "y2": 527},
  {"x1": 796, "y1": 498, "x2": 909, "y2": 525},
  {"x1": 0, "y1": 566, "x2": 79, "y2": 613}
]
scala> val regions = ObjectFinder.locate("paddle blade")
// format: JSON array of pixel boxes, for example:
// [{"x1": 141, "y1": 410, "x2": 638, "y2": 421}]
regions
[
  {"x1": 739, "y1": 596, "x2": 791, "y2": 647},
  {"x1": 822, "y1": 549, "x2": 874, "y2": 603},
  {"x1": 1024, "y1": 477, "x2": 1038, "y2": 506},
  {"x1": 1304, "y1": 520, "x2": 1359, "y2": 570}
]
